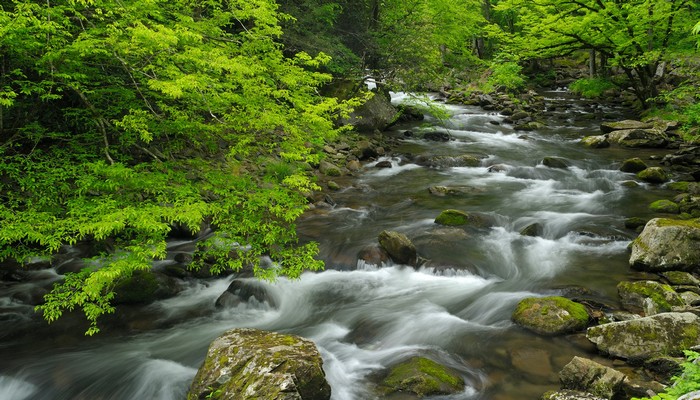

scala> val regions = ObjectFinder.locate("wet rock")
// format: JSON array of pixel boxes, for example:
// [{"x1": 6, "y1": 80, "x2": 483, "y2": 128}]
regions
[
  {"x1": 542, "y1": 157, "x2": 570, "y2": 169},
  {"x1": 644, "y1": 356, "x2": 683, "y2": 382},
  {"x1": 379, "y1": 357, "x2": 464, "y2": 397},
  {"x1": 375, "y1": 160, "x2": 392, "y2": 169},
  {"x1": 428, "y1": 185, "x2": 484, "y2": 197},
  {"x1": 357, "y1": 245, "x2": 390, "y2": 266},
  {"x1": 520, "y1": 222, "x2": 544, "y2": 237},
  {"x1": 515, "y1": 121, "x2": 545, "y2": 131},
  {"x1": 580, "y1": 136, "x2": 610, "y2": 149},
  {"x1": 434, "y1": 209, "x2": 490, "y2": 227},
  {"x1": 378, "y1": 230, "x2": 417, "y2": 265},
  {"x1": 423, "y1": 131, "x2": 451, "y2": 142},
  {"x1": 649, "y1": 200, "x2": 680, "y2": 214},
  {"x1": 187, "y1": 328, "x2": 331, "y2": 400},
  {"x1": 512, "y1": 296, "x2": 590, "y2": 336},
  {"x1": 352, "y1": 140, "x2": 379, "y2": 160},
  {"x1": 600, "y1": 120, "x2": 654, "y2": 134},
  {"x1": 629, "y1": 218, "x2": 700, "y2": 272},
  {"x1": 558, "y1": 357, "x2": 626, "y2": 399},
  {"x1": 510, "y1": 111, "x2": 531, "y2": 121},
  {"x1": 396, "y1": 104, "x2": 425, "y2": 122},
  {"x1": 620, "y1": 158, "x2": 648, "y2": 173},
  {"x1": 346, "y1": 160, "x2": 361, "y2": 172},
  {"x1": 659, "y1": 271, "x2": 700, "y2": 286},
  {"x1": 637, "y1": 167, "x2": 669, "y2": 184},
  {"x1": 510, "y1": 347, "x2": 553, "y2": 379},
  {"x1": 326, "y1": 181, "x2": 340, "y2": 191},
  {"x1": 586, "y1": 312, "x2": 700, "y2": 362},
  {"x1": 215, "y1": 279, "x2": 277, "y2": 309},
  {"x1": 541, "y1": 390, "x2": 606, "y2": 400},
  {"x1": 617, "y1": 281, "x2": 685, "y2": 315},
  {"x1": 415, "y1": 154, "x2": 484, "y2": 168},
  {"x1": 487, "y1": 164, "x2": 510, "y2": 173}
]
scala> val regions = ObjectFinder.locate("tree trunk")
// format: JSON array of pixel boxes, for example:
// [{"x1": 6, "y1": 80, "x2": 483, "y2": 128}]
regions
[{"x1": 589, "y1": 49, "x2": 596, "y2": 78}]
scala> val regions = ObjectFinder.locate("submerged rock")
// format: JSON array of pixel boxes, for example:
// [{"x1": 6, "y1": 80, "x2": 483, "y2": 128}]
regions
[
  {"x1": 378, "y1": 230, "x2": 417, "y2": 265},
  {"x1": 215, "y1": 279, "x2": 277, "y2": 309},
  {"x1": 542, "y1": 157, "x2": 569, "y2": 169},
  {"x1": 434, "y1": 209, "x2": 490, "y2": 227},
  {"x1": 542, "y1": 390, "x2": 606, "y2": 400},
  {"x1": 188, "y1": 328, "x2": 331, "y2": 400},
  {"x1": 512, "y1": 296, "x2": 590, "y2": 336},
  {"x1": 379, "y1": 356, "x2": 464, "y2": 397},
  {"x1": 559, "y1": 357, "x2": 626, "y2": 399},
  {"x1": 520, "y1": 222, "x2": 544, "y2": 237},
  {"x1": 586, "y1": 312, "x2": 700, "y2": 361},
  {"x1": 428, "y1": 185, "x2": 484, "y2": 197},
  {"x1": 629, "y1": 218, "x2": 700, "y2": 272}
]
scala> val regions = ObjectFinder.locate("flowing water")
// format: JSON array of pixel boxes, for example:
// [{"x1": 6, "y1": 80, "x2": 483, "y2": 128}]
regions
[{"x1": 0, "y1": 91, "x2": 678, "y2": 400}]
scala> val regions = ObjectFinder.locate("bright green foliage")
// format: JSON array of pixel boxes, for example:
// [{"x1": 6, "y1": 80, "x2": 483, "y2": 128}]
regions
[
  {"x1": 492, "y1": 0, "x2": 700, "y2": 106},
  {"x1": 632, "y1": 351, "x2": 700, "y2": 400},
  {"x1": 0, "y1": 0, "x2": 357, "y2": 334},
  {"x1": 485, "y1": 59, "x2": 525, "y2": 93},
  {"x1": 569, "y1": 78, "x2": 617, "y2": 98}
]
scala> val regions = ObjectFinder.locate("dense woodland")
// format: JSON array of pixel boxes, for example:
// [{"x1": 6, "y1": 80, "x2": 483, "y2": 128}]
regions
[{"x1": 0, "y1": 0, "x2": 699, "y2": 334}]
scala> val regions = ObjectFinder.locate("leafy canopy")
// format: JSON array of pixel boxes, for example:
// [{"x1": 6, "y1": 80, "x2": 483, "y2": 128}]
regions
[{"x1": 0, "y1": 0, "x2": 357, "y2": 334}]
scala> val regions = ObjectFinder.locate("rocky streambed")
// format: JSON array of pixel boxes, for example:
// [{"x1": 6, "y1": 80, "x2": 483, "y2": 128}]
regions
[{"x1": 2, "y1": 89, "x2": 700, "y2": 400}]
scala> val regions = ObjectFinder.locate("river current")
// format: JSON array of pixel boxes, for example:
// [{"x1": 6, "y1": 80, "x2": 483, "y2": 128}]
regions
[{"x1": 0, "y1": 90, "x2": 676, "y2": 399}]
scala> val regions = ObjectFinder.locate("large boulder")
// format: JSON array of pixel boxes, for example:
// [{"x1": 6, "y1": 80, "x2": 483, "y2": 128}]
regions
[
  {"x1": 378, "y1": 230, "x2": 417, "y2": 265},
  {"x1": 344, "y1": 89, "x2": 397, "y2": 132},
  {"x1": 607, "y1": 129, "x2": 667, "y2": 148},
  {"x1": 619, "y1": 158, "x2": 648, "y2": 173},
  {"x1": 586, "y1": 312, "x2": 700, "y2": 362},
  {"x1": 629, "y1": 218, "x2": 700, "y2": 272},
  {"x1": 187, "y1": 328, "x2": 331, "y2": 400},
  {"x1": 600, "y1": 120, "x2": 654, "y2": 134},
  {"x1": 512, "y1": 296, "x2": 590, "y2": 336},
  {"x1": 617, "y1": 281, "x2": 685, "y2": 315},
  {"x1": 559, "y1": 357, "x2": 626, "y2": 399},
  {"x1": 379, "y1": 357, "x2": 464, "y2": 397}
]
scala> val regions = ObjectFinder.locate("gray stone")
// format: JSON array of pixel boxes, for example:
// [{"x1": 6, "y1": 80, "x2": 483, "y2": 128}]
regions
[
  {"x1": 586, "y1": 312, "x2": 700, "y2": 361},
  {"x1": 542, "y1": 157, "x2": 569, "y2": 169},
  {"x1": 617, "y1": 280, "x2": 685, "y2": 315},
  {"x1": 378, "y1": 230, "x2": 417, "y2": 265},
  {"x1": 629, "y1": 218, "x2": 700, "y2": 272},
  {"x1": 601, "y1": 120, "x2": 654, "y2": 134},
  {"x1": 344, "y1": 89, "x2": 397, "y2": 132},
  {"x1": 187, "y1": 328, "x2": 331, "y2": 400},
  {"x1": 607, "y1": 129, "x2": 667, "y2": 148},
  {"x1": 580, "y1": 135, "x2": 610, "y2": 149},
  {"x1": 559, "y1": 357, "x2": 626, "y2": 399}
]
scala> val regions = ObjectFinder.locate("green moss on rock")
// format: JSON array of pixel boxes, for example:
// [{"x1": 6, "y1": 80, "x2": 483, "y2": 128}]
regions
[
  {"x1": 620, "y1": 157, "x2": 648, "y2": 173},
  {"x1": 512, "y1": 296, "x2": 590, "y2": 336},
  {"x1": 381, "y1": 357, "x2": 464, "y2": 397},
  {"x1": 637, "y1": 167, "x2": 668, "y2": 184},
  {"x1": 668, "y1": 182, "x2": 691, "y2": 192},
  {"x1": 649, "y1": 200, "x2": 680, "y2": 214},
  {"x1": 617, "y1": 281, "x2": 685, "y2": 315}
]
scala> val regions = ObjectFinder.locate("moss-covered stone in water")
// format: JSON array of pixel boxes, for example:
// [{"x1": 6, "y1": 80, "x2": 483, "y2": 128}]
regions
[
  {"x1": 668, "y1": 182, "x2": 691, "y2": 192},
  {"x1": 617, "y1": 281, "x2": 685, "y2": 314},
  {"x1": 381, "y1": 357, "x2": 464, "y2": 397},
  {"x1": 637, "y1": 167, "x2": 668, "y2": 184},
  {"x1": 620, "y1": 157, "x2": 648, "y2": 173},
  {"x1": 649, "y1": 199, "x2": 680, "y2": 214},
  {"x1": 512, "y1": 296, "x2": 589, "y2": 336},
  {"x1": 434, "y1": 209, "x2": 470, "y2": 226}
]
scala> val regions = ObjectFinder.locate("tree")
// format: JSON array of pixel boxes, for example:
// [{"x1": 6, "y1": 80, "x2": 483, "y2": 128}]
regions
[
  {"x1": 0, "y1": 0, "x2": 356, "y2": 334},
  {"x1": 492, "y1": 0, "x2": 699, "y2": 106}
]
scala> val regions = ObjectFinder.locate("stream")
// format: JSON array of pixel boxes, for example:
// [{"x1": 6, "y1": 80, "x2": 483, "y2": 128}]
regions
[{"x1": 0, "y1": 90, "x2": 678, "y2": 399}]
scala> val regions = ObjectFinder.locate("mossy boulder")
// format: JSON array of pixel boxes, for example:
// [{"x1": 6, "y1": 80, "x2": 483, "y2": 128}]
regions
[
  {"x1": 435, "y1": 209, "x2": 470, "y2": 226},
  {"x1": 580, "y1": 135, "x2": 610, "y2": 149},
  {"x1": 559, "y1": 357, "x2": 626, "y2": 399},
  {"x1": 629, "y1": 218, "x2": 700, "y2": 272},
  {"x1": 649, "y1": 200, "x2": 680, "y2": 214},
  {"x1": 637, "y1": 167, "x2": 669, "y2": 184},
  {"x1": 319, "y1": 161, "x2": 342, "y2": 177},
  {"x1": 512, "y1": 296, "x2": 590, "y2": 336},
  {"x1": 187, "y1": 328, "x2": 331, "y2": 400},
  {"x1": 617, "y1": 281, "x2": 685, "y2": 315},
  {"x1": 607, "y1": 129, "x2": 667, "y2": 148},
  {"x1": 619, "y1": 158, "x2": 648, "y2": 173},
  {"x1": 380, "y1": 357, "x2": 464, "y2": 397},
  {"x1": 378, "y1": 230, "x2": 417, "y2": 265},
  {"x1": 586, "y1": 312, "x2": 700, "y2": 362}
]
